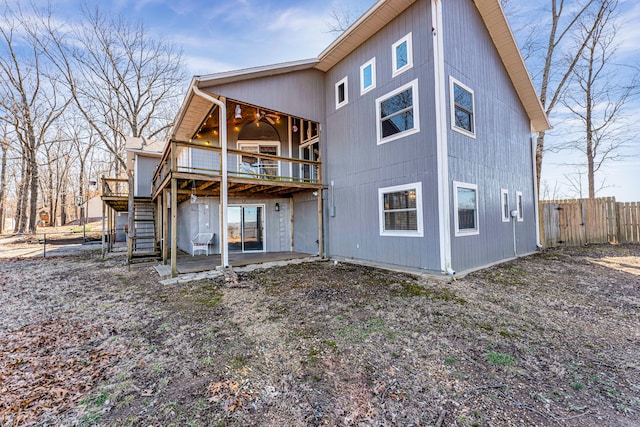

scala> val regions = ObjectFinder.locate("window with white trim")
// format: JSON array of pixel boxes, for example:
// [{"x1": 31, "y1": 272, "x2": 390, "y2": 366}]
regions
[
  {"x1": 501, "y1": 188, "x2": 510, "y2": 222},
  {"x1": 335, "y1": 76, "x2": 348, "y2": 109},
  {"x1": 376, "y1": 79, "x2": 420, "y2": 145},
  {"x1": 378, "y1": 182, "x2": 423, "y2": 237},
  {"x1": 516, "y1": 191, "x2": 524, "y2": 221},
  {"x1": 392, "y1": 33, "x2": 413, "y2": 77},
  {"x1": 454, "y1": 181, "x2": 479, "y2": 236},
  {"x1": 360, "y1": 58, "x2": 376, "y2": 95},
  {"x1": 449, "y1": 77, "x2": 475, "y2": 137}
]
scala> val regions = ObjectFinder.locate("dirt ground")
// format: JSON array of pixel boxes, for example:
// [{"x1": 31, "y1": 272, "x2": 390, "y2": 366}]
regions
[{"x1": 0, "y1": 243, "x2": 639, "y2": 426}]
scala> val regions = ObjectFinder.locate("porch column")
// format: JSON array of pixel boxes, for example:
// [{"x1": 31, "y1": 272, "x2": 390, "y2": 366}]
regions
[
  {"x1": 162, "y1": 189, "x2": 168, "y2": 264},
  {"x1": 101, "y1": 199, "x2": 106, "y2": 257},
  {"x1": 317, "y1": 172, "x2": 323, "y2": 258},
  {"x1": 171, "y1": 177, "x2": 178, "y2": 277}
]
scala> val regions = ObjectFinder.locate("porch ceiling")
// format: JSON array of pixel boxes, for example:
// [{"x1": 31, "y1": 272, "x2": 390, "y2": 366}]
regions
[{"x1": 173, "y1": 93, "x2": 214, "y2": 141}]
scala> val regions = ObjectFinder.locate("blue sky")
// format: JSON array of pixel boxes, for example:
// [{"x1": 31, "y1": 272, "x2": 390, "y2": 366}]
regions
[{"x1": 34, "y1": 0, "x2": 640, "y2": 201}]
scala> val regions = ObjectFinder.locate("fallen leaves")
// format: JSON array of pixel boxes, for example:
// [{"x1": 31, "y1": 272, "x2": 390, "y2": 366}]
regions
[
  {"x1": 208, "y1": 379, "x2": 257, "y2": 413},
  {"x1": 0, "y1": 320, "x2": 127, "y2": 426}
]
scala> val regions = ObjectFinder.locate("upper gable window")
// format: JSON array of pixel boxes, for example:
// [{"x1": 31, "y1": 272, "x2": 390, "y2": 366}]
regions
[
  {"x1": 360, "y1": 58, "x2": 376, "y2": 95},
  {"x1": 392, "y1": 33, "x2": 413, "y2": 77},
  {"x1": 376, "y1": 79, "x2": 420, "y2": 145},
  {"x1": 450, "y1": 77, "x2": 476, "y2": 137},
  {"x1": 335, "y1": 76, "x2": 348, "y2": 110}
]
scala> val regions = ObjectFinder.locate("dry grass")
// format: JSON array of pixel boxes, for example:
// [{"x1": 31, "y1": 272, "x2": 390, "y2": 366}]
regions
[{"x1": 0, "y1": 244, "x2": 638, "y2": 426}]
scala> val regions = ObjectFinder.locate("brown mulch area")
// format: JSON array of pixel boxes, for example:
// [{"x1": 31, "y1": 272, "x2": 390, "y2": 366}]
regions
[{"x1": 0, "y1": 244, "x2": 638, "y2": 426}]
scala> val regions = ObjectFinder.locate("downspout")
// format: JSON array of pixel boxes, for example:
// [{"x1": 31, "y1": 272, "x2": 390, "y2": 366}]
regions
[
  {"x1": 431, "y1": 0, "x2": 453, "y2": 275},
  {"x1": 531, "y1": 134, "x2": 542, "y2": 248},
  {"x1": 192, "y1": 85, "x2": 229, "y2": 268}
]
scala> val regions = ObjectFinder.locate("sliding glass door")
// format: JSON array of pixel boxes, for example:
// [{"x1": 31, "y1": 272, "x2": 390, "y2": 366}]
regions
[{"x1": 227, "y1": 205, "x2": 265, "y2": 253}]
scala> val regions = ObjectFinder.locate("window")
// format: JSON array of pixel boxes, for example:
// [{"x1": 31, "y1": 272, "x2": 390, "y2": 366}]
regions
[
  {"x1": 237, "y1": 142, "x2": 280, "y2": 178},
  {"x1": 378, "y1": 182, "x2": 423, "y2": 237},
  {"x1": 453, "y1": 181, "x2": 479, "y2": 236},
  {"x1": 516, "y1": 191, "x2": 523, "y2": 221},
  {"x1": 501, "y1": 188, "x2": 510, "y2": 222},
  {"x1": 360, "y1": 58, "x2": 376, "y2": 95},
  {"x1": 392, "y1": 33, "x2": 413, "y2": 77},
  {"x1": 376, "y1": 79, "x2": 420, "y2": 145},
  {"x1": 335, "y1": 76, "x2": 348, "y2": 109},
  {"x1": 449, "y1": 77, "x2": 475, "y2": 137}
]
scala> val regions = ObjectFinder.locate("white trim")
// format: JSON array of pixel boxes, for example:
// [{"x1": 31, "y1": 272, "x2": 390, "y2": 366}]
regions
[
  {"x1": 432, "y1": 0, "x2": 452, "y2": 273},
  {"x1": 360, "y1": 57, "x2": 376, "y2": 95},
  {"x1": 501, "y1": 188, "x2": 510, "y2": 222},
  {"x1": 335, "y1": 76, "x2": 348, "y2": 109},
  {"x1": 378, "y1": 182, "x2": 423, "y2": 237},
  {"x1": 449, "y1": 76, "x2": 476, "y2": 138},
  {"x1": 375, "y1": 79, "x2": 420, "y2": 145},
  {"x1": 516, "y1": 191, "x2": 524, "y2": 222},
  {"x1": 453, "y1": 181, "x2": 479, "y2": 237},
  {"x1": 392, "y1": 32, "x2": 413, "y2": 77}
]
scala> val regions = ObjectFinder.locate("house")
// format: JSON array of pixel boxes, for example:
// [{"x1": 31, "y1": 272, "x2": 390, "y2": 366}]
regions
[{"x1": 102, "y1": 0, "x2": 549, "y2": 276}]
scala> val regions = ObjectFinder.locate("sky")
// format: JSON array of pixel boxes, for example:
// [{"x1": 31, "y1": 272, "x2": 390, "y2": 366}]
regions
[{"x1": 32, "y1": 0, "x2": 640, "y2": 201}]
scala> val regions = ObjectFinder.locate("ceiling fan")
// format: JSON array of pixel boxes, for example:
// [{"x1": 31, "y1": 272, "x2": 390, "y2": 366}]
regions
[{"x1": 253, "y1": 108, "x2": 280, "y2": 125}]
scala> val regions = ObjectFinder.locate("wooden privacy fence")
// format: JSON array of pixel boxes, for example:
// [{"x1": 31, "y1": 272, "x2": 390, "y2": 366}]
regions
[{"x1": 541, "y1": 197, "x2": 640, "y2": 247}]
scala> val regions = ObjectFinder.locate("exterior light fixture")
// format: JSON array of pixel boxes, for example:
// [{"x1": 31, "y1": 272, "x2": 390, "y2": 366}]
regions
[
  {"x1": 235, "y1": 104, "x2": 242, "y2": 119},
  {"x1": 275, "y1": 203, "x2": 280, "y2": 212}
]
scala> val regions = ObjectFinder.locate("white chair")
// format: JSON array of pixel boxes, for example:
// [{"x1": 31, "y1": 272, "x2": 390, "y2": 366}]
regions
[{"x1": 191, "y1": 233, "x2": 214, "y2": 256}]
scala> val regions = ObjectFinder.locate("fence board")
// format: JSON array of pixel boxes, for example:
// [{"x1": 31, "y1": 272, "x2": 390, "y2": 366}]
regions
[{"x1": 541, "y1": 197, "x2": 639, "y2": 247}]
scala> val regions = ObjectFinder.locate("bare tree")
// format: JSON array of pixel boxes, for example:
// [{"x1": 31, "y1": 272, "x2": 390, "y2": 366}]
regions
[
  {"x1": 0, "y1": 6, "x2": 69, "y2": 233},
  {"x1": 38, "y1": 6, "x2": 187, "y2": 174},
  {"x1": 0, "y1": 124, "x2": 9, "y2": 232},
  {"x1": 326, "y1": 5, "x2": 364, "y2": 36},
  {"x1": 561, "y1": 0, "x2": 637, "y2": 198}
]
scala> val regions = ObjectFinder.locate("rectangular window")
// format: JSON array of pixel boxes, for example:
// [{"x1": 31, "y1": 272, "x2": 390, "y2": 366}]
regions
[
  {"x1": 360, "y1": 58, "x2": 376, "y2": 95},
  {"x1": 378, "y1": 182, "x2": 423, "y2": 237},
  {"x1": 516, "y1": 191, "x2": 523, "y2": 221},
  {"x1": 392, "y1": 33, "x2": 413, "y2": 77},
  {"x1": 454, "y1": 181, "x2": 479, "y2": 236},
  {"x1": 501, "y1": 188, "x2": 510, "y2": 222},
  {"x1": 335, "y1": 76, "x2": 348, "y2": 109},
  {"x1": 449, "y1": 77, "x2": 476, "y2": 137},
  {"x1": 376, "y1": 79, "x2": 420, "y2": 145}
]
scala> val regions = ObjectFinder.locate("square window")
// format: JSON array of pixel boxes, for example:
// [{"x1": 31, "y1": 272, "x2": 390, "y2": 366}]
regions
[
  {"x1": 378, "y1": 182, "x2": 423, "y2": 237},
  {"x1": 501, "y1": 188, "x2": 510, "y2": 222},
  {"x1": 335, "y1": 76, "x2": 348, "y2": 109},
  {"x1": 449, "y1": 77, "x2": 476, "y2": 137},
  {"x1": 360, "y1": 58, "x2": 376, "y2": 95},
  {"x1": 375, "y1": 79, "x2": 420, "y2": 144},
  {"x1": 516, "y1": 191, "x2": 524, "y2": 221},
  {"x1": 453, "y1": 181, "x2": 479, "y2": 236},
  {"x1": 392, "y1": 33, "x2": 413, "y2": 77}
]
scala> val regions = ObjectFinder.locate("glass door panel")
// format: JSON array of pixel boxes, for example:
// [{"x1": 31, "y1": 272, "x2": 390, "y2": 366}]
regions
[
  {"x1": 228, "y1": 206, "x2": 242, "y2": 252},
  {"x1": 242, "y1": 206, "x2": 264, "y2": 251}
]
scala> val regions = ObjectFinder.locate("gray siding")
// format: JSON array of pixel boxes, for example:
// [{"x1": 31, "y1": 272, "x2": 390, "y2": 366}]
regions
[
  {"x1": 323, "y1": 1, "x2": 442, "y2": 272},
  {"x1": 443, "y1": 0, "x2": 537, "y2": 272},
  {"x1": 135, "y1": 155, "x2": 159, "y2": 197},
  {"x1": 204, "y1": 69, "x2": 326, "y2": 123},
  {"x1": 293, "y1": 191, "x2": 319, "y2": 255}
]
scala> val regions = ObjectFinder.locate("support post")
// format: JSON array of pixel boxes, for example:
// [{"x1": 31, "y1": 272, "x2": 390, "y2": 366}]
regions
[
  {"x1": 317, "y1": 164, "x2": 323, "y2": 258},
  {"x1": 171, "y1": 177, "x2": 177, "y2": 277},
  {"x1": 162, "y1": 189, "x2": 169, "y2": 264},
  {"x1": 101, "y1": 199, "x2": 106, "y2": 257}
]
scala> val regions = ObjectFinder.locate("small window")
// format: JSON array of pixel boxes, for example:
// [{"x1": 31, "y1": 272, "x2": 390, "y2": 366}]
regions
[
  {"x1": 501, "y1": 188, "x2": 510, "y2": 222},
  {"x1": 449, "y1": 77, "x2": 475, "y2": 137},
  {"x1": 335, "y1": 76, "x2": 348, "y2": 109},
  {"x1": 454, "y1": 181, "x2": 479, "y2": 236},
  {"x1": 360, "y1": 58, "x2": 376, "y2": 95},
  {"x1": 375, "y1": 79, "x2": 420, "y2": 144},
  {"x1": 516, "y1": 191, "x2": 524, "y2": 221},
  {"x1": 378, "y1": 182, "x2": 423, "y2": 237},
  {"x1": 392, "y1": 33, "x2": 413, "y2": 77}
]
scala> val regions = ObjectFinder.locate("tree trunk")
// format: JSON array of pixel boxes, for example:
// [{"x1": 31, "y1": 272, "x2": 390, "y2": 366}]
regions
[
  {"x1": 60, "y1": 190, "x2": 67, "y2": 226},
  {"x1": 0, "y1": 141, "x2": 7, "y2": 232},
  {"x1": 15, "y1": 155, "x2": 28, "y2": 233},
  {"x1": 27, "y1": 151, "x2": 39, "y2": 233}
]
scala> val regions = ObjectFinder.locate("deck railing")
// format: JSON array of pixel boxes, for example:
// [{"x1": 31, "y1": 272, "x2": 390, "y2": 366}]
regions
[
  {"x1": 102, "y1": 177, "x2": 129, "y2": 197},
  {"x1": 152, "y1": 140, "x2": 321, "y2": 195}
]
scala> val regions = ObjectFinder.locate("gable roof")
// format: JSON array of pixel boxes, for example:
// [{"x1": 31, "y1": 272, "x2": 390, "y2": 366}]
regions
[{"x1": 316, "y1": 0, "x2": 550, "y2": 132}]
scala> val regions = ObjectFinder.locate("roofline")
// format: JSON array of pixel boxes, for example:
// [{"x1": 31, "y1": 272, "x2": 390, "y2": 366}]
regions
[{"x1": 194, "y1": 58, "x2": 319, "y2": 87}]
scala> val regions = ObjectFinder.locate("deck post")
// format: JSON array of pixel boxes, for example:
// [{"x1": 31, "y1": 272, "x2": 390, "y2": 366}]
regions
[
  {"x1": 171, "y1": 177, "x2": 178, "y2": 277},
  {"x1": 162, "y1": 189, "x2": 168, "y2": 264},
  {"x1": 317, "y1": 166, "x2": 323, "y2": 258},
  {"x1": 101, "y1": 198, "x2": 106, "y2": 257}
]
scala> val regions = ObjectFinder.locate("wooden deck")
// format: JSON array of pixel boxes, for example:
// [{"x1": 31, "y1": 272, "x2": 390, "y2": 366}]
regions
[{"x1": 173, "y1": 251, "x2": 315, "y2": 274}]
